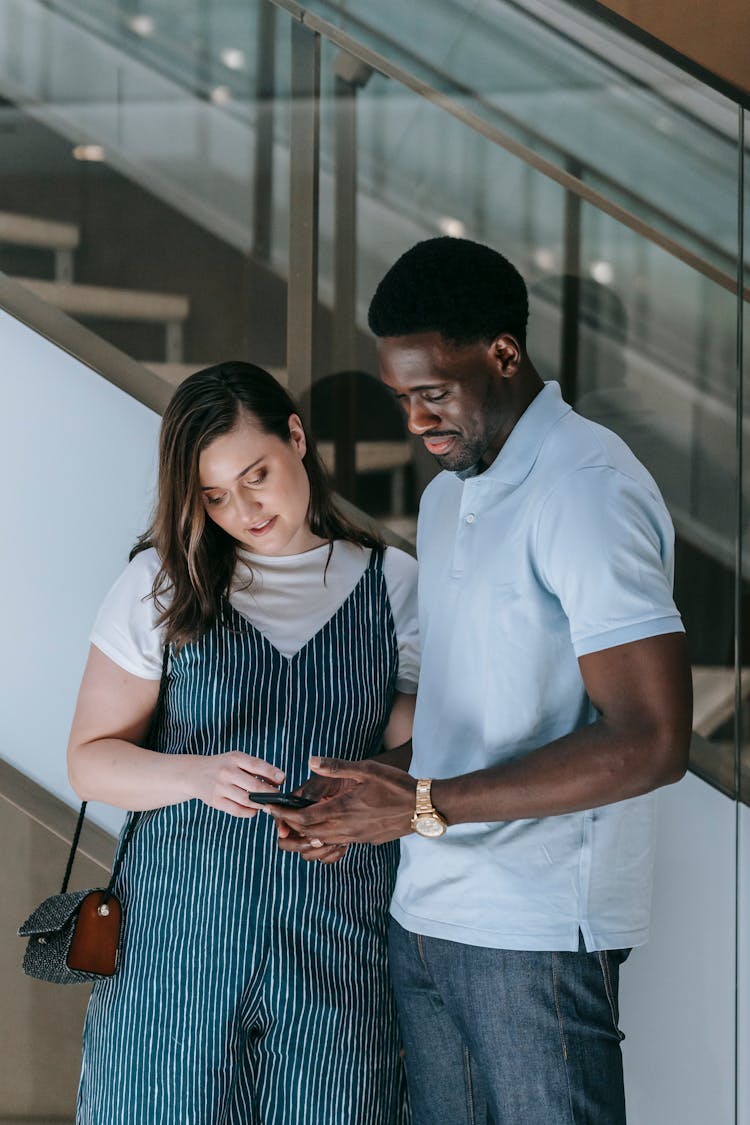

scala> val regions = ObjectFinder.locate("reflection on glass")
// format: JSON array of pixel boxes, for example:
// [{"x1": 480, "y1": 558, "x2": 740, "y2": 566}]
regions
[
  {"x1": 742, "y1": 113, "x2": 750, "y2": 808},
  {"x1": 530, "y1": 214, "x2": 740, "y2": 797},
  {"x1": 0, "y1": 0, "x2": 289, "y2": 387}
]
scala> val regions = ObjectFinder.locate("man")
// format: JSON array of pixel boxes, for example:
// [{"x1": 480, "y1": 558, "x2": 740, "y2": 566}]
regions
[{"x1": 277, "y1": 237, "x2": 692, "y2": 1124}]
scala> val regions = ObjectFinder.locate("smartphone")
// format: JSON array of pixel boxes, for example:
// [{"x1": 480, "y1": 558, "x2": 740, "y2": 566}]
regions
[{"x1": 248, "y1": 791, "x2": 317, "y2": 809}]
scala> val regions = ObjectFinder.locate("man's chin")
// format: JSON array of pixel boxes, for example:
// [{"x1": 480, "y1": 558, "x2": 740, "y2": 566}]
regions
[{"x1": 432, "y1": 448, "x2": 476, "y2": 472}]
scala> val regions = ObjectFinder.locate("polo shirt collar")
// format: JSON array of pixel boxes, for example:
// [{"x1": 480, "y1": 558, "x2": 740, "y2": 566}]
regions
[{"x1": 457, "y1": 380, "x2": 571, "y2": 486}]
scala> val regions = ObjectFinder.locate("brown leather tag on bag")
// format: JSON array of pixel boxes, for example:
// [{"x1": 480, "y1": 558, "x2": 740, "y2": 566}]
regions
[{"x1": 67, "y1": 891, "x2": 121, "y2": 975}]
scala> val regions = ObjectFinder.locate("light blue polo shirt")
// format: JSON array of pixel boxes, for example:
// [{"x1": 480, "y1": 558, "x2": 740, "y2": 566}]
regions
[{"x1": 391, "y1": 381, "x2": 684, "y2": 952}]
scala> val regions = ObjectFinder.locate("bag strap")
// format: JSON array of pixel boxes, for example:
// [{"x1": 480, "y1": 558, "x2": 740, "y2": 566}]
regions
[{"x1": 60, "y1": 643, "x2": 171, "y2": 896}]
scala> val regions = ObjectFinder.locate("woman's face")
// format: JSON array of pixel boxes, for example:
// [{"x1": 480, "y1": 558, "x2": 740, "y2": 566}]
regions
[{"x1": 198, "y1": 410, "x2": 326, "y2": 556}]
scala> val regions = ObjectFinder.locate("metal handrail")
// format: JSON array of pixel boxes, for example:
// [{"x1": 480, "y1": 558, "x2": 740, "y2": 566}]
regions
[
  {"x1": 0, "y1": 755, "x2": 115, "y2": 872},
  {"x1": 307, "y1": 0, "x2": 742, "y2": 276},
  {"x1": 0, "y1": 273, "x2": 173, "y2": 415},
  {"x1": 271, "y1": 0, "x2": 749, "y2": 305}
]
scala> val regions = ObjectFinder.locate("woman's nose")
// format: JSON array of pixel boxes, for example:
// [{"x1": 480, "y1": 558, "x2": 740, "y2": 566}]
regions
[{"x1": 237, "y1": 491, "x2": 262, "y2": 518}]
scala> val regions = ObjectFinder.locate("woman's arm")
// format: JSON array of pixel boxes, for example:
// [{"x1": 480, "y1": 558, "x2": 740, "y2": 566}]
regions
[
  {"x1": 380, "y1": 691, "x2": 415, "y2": 765},
  {"x1": 67, "y1": 645, "x2": 284, "y2": 815}
]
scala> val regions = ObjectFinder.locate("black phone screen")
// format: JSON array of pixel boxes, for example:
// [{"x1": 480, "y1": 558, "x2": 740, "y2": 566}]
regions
[{"x1": 248, "y1": 792, "x2": 317, "y2": 809}]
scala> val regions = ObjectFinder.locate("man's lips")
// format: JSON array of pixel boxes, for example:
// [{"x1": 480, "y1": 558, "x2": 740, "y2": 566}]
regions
[
  {"x1": 423, "y1": 434, "x2": 458, "y2": 455},
  {"x1": 248, "y1": 515, "x2": 277, "y2": 536}
]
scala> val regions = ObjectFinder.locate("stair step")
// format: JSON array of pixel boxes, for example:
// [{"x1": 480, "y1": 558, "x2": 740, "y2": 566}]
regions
[
  {"x1": 10, "y1": 278, "x2": 189, "y2": 323},
  {"x1": 0, "y1": 210, "x2": 79, "y2": 250},
  {"x1": 147, "y1": 363, "x2": 288, "y2": 387},
  {"x1": 317, "y1": 440, "x2": 411, "y2": 474},
  {"x1": 381, "y1": 515, "x2": 417, "y2": 545}
]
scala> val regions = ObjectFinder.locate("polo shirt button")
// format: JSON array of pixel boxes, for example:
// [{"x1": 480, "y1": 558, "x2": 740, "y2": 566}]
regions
[{"x1": 465, "y1": 513, "x2": 476, "y2": 524}]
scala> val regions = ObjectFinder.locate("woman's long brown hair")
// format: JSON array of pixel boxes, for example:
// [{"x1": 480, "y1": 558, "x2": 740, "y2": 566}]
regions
[{"x1": 132, "y1": 361, "x2": 384, "y2": 648}]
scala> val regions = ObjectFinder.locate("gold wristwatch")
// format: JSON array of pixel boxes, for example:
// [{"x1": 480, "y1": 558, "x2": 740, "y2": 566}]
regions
[{"x1": 411, "y1": 779, "x2": 448, "y2": 838}]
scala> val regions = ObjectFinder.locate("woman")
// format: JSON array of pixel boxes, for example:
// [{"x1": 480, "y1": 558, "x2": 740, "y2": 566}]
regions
[{"x1": 67, "y1": 361, "x2": 418, "y2": 1124}]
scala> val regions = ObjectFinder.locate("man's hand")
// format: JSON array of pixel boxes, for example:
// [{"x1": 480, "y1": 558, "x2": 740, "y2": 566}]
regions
[
  {"x1": 273, "y1": 773, "x2": 358, "y2": 863},
  {"x1": 268, "y1": 757, "x2": 417, "y2": 845}
]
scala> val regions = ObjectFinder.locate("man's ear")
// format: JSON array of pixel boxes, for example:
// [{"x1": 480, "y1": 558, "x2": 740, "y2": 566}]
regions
[
  {"x1": 489, "y1": 333, "x2": 522, "y2": 377},
  {"x1": 288, "y1": 413, "x2": 308, "y2": 458}
]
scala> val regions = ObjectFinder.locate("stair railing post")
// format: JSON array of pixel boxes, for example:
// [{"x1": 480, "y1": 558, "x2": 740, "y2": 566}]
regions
[{"x1": 287, "y1": 19, "x2": 320, "y2": 407}]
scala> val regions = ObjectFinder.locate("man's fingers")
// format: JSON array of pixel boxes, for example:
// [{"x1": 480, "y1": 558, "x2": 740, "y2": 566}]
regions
[{"x1": 277, "y1": 836, "x2": 347, "y2": 861}]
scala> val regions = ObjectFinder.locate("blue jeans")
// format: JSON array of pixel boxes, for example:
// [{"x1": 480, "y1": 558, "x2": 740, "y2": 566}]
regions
[{"x1": 388, "y1": 920, "x2": 629, "y2": 1125}]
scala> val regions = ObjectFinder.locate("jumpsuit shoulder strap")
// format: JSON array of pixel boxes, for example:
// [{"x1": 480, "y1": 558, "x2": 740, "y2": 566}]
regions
[{"x1": 366, "y1": 544, "x2": 386, "y2": 573}]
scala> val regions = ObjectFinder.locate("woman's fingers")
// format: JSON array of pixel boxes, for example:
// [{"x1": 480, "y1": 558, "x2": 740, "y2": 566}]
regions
[
  {"x1": 239, "y1": 755, "x2": 285, "y2": 785},
  {"x1": 194, "y1": 752, "x2": 285, "y2": 817}
]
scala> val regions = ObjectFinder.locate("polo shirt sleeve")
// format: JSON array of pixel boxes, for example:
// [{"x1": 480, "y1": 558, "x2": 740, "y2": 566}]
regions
[
  {"x1": 535, "y1": 466, "x2": 684, "y2": 657},
  {"x1": 90, "y1": 548, "x2": 166, "y2": 679}
]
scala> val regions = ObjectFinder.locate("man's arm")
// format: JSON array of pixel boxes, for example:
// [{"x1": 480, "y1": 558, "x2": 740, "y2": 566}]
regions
[{"x1": 270, "y1": 631, "x2": 692, "y2": 844}]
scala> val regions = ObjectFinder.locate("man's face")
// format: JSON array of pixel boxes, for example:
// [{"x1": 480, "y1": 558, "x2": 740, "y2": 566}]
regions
[{"x1": 378, "y1": 331, "x2": 511, "y2": 472}]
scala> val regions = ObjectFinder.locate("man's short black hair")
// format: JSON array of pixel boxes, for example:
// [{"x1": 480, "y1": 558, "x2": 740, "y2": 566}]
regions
[{"x1": 367, "y1": 236, "x2": 529, "y2": 348}]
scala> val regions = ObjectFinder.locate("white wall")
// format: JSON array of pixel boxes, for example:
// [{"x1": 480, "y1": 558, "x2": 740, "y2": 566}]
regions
[
  {"x1": 0, "y1": 309, "x2": 160, "y2": 834},
  {"x1": 622, "y1": 771, "x2": 740, "y2": 1124}
]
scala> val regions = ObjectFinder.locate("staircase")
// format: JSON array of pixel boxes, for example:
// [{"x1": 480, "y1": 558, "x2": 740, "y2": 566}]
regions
[{"x1": 0, "y1": 209, "x2": 417, "y2": 542}]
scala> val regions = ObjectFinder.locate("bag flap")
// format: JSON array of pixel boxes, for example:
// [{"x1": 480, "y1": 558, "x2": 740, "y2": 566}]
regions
[{"x1": 18, "y1": 889, "x2": 100, "y2": 936}]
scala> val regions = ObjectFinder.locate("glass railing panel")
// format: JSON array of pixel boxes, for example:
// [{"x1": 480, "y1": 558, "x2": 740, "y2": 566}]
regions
[
  {"x1": 563, "y1": 211, "x2": 740, "y2": 795},
  {"x1": 0, "y1": 0, "x2": 291, "y2": 385},
  {"x1": 742, "y1": 113, "x2": 750, "y2": 810},
  {"x1": 300, "y1": 35, "x2": 413, "y2": 536},
  {"x1": 298, "y1": 0, "x2": 744, "y2": 281},
  {"x1": 307, "y1": 4, "x2": 746, "y2": 794},
  {"x1": 42, "y1": 0, "x2": 262, "y2": 109}
]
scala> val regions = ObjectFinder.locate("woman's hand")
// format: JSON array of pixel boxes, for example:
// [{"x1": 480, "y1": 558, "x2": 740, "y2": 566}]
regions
[
  {"x1": 189, "y1": 751, "x2": 285, "y2": 818},
  {"x1": 68, "y1": 647, "x2": 285, "y2": 814}
]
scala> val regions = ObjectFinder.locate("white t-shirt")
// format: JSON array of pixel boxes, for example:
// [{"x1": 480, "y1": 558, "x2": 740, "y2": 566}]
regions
[{"x1": 91, "y1": 541, "x2": 419, "y2": 693}]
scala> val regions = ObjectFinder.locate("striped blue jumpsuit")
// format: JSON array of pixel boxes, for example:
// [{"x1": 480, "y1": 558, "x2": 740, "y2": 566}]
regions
[{"x1": 77, "y1": 549, "x2": 409, "y2": 1124}]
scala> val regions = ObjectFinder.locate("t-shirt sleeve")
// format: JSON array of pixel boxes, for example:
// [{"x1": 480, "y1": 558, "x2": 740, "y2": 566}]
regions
[
  {"x1": 535, "y1": 466, "x2": 684, "y2": 657},
  {"x1": 89, "y1": 548, "x2": 166, "y2": 679},
  {"x1": 383, "y1": 546, "x2": 420, "y2": 693}
]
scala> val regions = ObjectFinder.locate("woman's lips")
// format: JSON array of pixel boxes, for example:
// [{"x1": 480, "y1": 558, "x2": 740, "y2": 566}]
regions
[{"x1": 248, "y1": 515, "x2": 277, "y2": 536}]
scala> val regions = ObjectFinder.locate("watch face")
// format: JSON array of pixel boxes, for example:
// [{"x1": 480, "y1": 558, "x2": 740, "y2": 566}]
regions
[{"x1": 414, "y1": 814, "x2": 446, "y2": 838}]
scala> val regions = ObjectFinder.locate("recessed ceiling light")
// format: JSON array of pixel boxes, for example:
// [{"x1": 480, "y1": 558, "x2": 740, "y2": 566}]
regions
[
  {"x1": 533, "y1": 248, "x2": 556, "y2": 271},
  {"x1": 220, "y1": 47, "x2": 246, "y2": 71},
  {"x1": 590, "y1": 260, "x2": 615, "y2": 285},
  {"x1": 210, "y1": 85, "x2": 233, "y2": 106},
  {"x1": 127, "y1": 14, "x2": 156, "y2": 37},
  {"x1": 438, "y1": 217, "x2": 466, "y2": 238},
  {"x1": 72, "y1": 144, "x2": 106, "y2": 162}
]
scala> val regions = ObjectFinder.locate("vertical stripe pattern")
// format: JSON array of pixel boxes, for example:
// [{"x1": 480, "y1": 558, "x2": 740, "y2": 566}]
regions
[{"x1": 77, "y1": 550, "x2": 409, "y2": 1125}]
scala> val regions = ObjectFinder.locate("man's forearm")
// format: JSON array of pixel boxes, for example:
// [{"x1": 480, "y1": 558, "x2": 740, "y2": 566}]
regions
[{"x1": 431, "y1": 719, "x2": 685, "y2": 827}]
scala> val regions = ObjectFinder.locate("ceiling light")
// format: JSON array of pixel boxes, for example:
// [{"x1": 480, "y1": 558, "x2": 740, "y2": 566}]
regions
[
  {"x1": 220, "y1": 47, "x2": 246, "y2": 71},
  {"x1": 72, "y1": 144, "x2": 106, "y2": 162},
  {"x1": 533, "y1": 248, "x2": 556, "y2": 272},
  {"x1": 590, "y1": 260, "x2": 615, "y2": 286},
  {"x1": 438, "y1": 217, "x2": 466, "y2": 238},
  {"x1": 127, "y1": 14, "x2": 156, "y2": 37},
  {"x1": 210, "y1": 85, "x2": 233, "y2": 106}
]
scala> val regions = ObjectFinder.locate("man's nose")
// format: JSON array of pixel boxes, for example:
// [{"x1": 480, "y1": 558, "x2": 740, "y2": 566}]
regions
[{"x1": 406, "y1": 400, "x2": 440, "y2": 435}]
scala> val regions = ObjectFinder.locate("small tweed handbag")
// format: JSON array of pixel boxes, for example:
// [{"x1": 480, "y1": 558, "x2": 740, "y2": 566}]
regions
[{"x1": 18, "y1": 645, "x2": 169, "y2": 984}]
